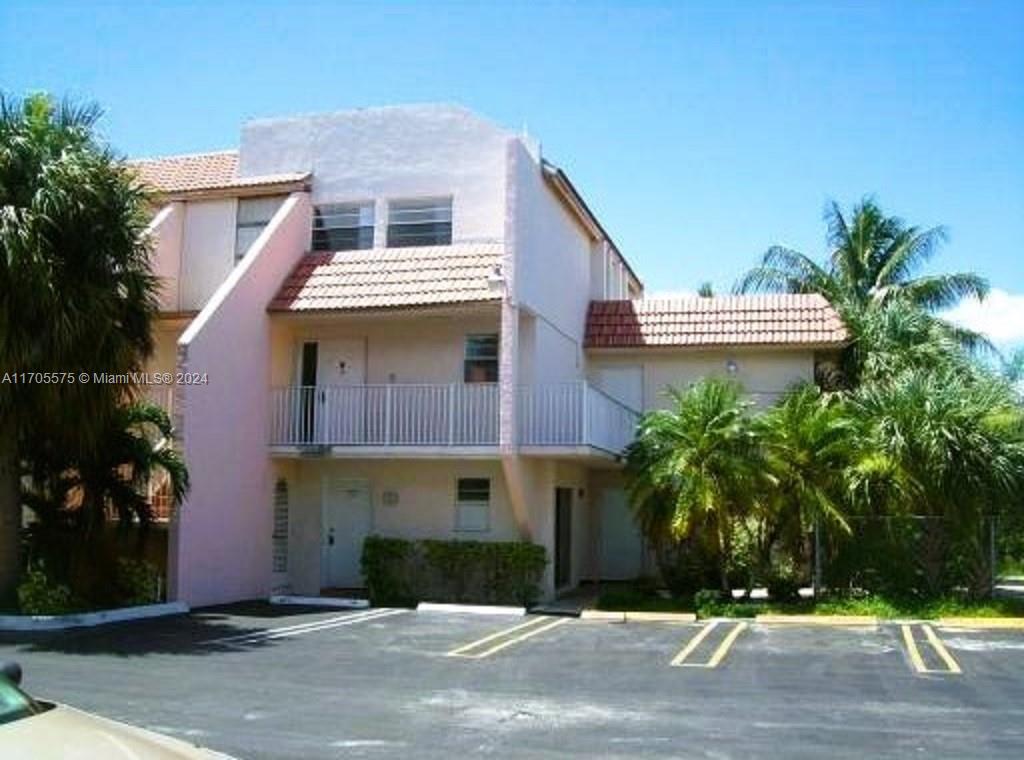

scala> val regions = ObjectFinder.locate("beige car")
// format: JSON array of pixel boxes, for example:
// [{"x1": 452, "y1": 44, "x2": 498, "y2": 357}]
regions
[{"x1": 0, "y1": 662, "x2": 237, "y2": 759}]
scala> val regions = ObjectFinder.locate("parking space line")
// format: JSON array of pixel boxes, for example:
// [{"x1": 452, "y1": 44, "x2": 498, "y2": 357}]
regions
[
  {"x1": 202, "y1": 608, "x2": 405, "y2": 646},
  {"x1": 669, "y1": 621, "x2": 719, "y2": 666},
  {"x1": 447, "y1": 616, "x2": 568, "y2": 659},
  {"x1": 901, "y1": 623, "x2": 962, "y2": 675},
  {"x1": 671, "y1": 621, "x2": 746, "y2": 668},
  {"x1": 922, "y1": 624, "x2": 962, "y2": 674}
]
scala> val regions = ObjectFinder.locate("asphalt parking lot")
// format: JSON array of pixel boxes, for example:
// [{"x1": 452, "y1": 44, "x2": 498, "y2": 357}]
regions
[{"x1": 2, "y1": 604, "x2": 1023, "y2": 759}]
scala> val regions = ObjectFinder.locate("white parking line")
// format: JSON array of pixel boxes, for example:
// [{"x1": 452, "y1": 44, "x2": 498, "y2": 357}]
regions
[{"x1": 201, "y1": 608, "x2": 405, "y2": 645}]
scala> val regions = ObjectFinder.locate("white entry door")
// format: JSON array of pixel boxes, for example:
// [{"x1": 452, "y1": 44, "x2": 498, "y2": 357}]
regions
[
  {"x1": 321, "y1": 477, "x2": 373, "y2": 589},
  {"x1": 298, "y1": 338, "x2": 366, "y2": 444},
  {"x1": 599, "y1": 487, "x2": 644, "y2": 580}
]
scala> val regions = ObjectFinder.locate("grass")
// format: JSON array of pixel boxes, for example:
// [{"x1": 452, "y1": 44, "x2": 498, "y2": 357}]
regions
[{"x1": 596, "y1": 583, "x2": 692, "y2": 613}]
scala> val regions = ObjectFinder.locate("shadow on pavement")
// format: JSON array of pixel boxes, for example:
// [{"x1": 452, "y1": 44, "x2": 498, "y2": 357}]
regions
[{"x1": 0, "y1": 601, "x2": 345, "y2": 658}]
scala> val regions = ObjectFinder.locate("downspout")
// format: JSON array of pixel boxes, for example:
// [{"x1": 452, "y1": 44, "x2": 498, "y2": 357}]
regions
[{"x1": 499, "y1": 138, "x2": 533, "y2": 541}]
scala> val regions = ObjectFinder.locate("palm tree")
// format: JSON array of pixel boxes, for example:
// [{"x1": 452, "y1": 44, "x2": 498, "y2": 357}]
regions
[
  {"x1": 847, "y1": 368, "x2": 1024, "y2": 597},
  {"x1": 736, "y1": 198, "x2": 988, "y2": 311},
  {"x1": 755, "y1": 385, "x2": 853, "y2": 589},
  {"x1": 0, "y1": 93, "x2": 158, "y2": 599},
  {"x1": 624, "y1": 378, "x2": 763, "y2": 593}
]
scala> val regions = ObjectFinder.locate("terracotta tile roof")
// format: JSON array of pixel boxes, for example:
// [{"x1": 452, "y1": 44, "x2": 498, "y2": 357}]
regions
[
  {"x1": 268, "y1": 242, "x2": 504, "y2": 312},
  {"x1": 127, "y1": 150, "x2": 309, "y2": 195},
  {"x1": 585, "y1": 294, "x2": 848, "y2": 349}
]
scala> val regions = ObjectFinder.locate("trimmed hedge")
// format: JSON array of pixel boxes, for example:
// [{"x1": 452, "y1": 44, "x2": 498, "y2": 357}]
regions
[{"x1": 361, "y1": 536, "x2": 547, "y2": 607}]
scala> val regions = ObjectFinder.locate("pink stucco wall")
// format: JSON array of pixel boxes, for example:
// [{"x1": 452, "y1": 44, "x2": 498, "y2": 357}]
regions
[{"x1": 169, "y1": 192, "x2": 311, "y2": 606}]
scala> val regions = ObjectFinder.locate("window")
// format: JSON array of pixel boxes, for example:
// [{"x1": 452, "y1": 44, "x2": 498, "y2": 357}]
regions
[
  {"x1": 235, "y1": 196, "x2": 285, "y2": 261},
  {"x1": 455, "y1": 478, "x2": 490, "y2": 532},
  {"x1": 464, "y1": 334, "x2": 498, "y2": 383},
  {"x1": 312, "y1": 202, "x2": 374, "y2": 251},
  {"x1": 387, "y1": 197, "x2": 452, "y2": 247},
  {"x1": 272, "y1": 479, "x2": 289, "y2": 574}
]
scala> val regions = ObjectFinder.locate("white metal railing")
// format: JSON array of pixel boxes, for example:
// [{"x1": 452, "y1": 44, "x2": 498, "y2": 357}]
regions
[
  {"x1": 270, "y1": 381, "x2": 640, "y2": 454},
  {"x1": 517, "y1": 382, "x2": 640, "y2": 454},
  {"x1": 270, "y1": 383, "x2": 499, "y2": 446}
]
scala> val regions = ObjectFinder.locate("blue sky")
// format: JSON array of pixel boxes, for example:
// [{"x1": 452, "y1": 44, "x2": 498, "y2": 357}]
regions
[{"x1": 2, "y1": 1, "x2": 1022, "y2": 349}]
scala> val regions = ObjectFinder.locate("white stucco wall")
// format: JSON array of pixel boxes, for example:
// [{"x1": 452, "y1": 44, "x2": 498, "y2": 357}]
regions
[
  {"x1": 238, "y1": 104, "x2": 513, "y2": 246},
  {"x1": 145, "y1": 203, "x2": 184, "y2": 312},
  {"x1": 281, "y1": 458, "x2": 524, "y2": 595},
  {"x1": 275, "y1": 310, "x2": 500, "y2": 386},
  {"x1": 587, "y1": 348, "x2": 817, "y2": 410},
  {"x1": 180, "y1": 199, "x2": 238, "y2": 311}
]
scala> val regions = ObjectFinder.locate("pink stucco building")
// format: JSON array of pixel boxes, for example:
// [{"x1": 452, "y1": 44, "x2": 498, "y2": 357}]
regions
[{"x1": 133, "y1": 104, "x2": 847, "y2": 607}]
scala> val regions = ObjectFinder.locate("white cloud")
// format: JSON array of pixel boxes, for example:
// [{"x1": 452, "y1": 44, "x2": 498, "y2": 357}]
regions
[{"x1": 944, "y1": 289, "x2": 1024, "y2": 350}]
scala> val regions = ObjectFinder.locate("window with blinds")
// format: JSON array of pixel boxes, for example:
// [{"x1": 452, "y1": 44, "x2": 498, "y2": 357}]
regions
[
  {"x1": 235, "y1": 196, "x2": 286, "y2": 261},
  {"x1": 387, "y1": 197, "x2": 452, "y2": 247},
  {"x1": 311, "y1": 202, "x2": 375, "y2": 251}
]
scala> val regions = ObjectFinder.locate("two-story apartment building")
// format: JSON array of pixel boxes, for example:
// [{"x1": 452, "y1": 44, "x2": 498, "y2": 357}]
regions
[{"x1": 133, "y1": 104, "x2": 846, "y2": 607}]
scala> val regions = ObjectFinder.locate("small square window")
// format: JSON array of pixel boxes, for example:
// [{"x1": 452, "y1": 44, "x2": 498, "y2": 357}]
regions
[
  {"x1": 464, "y1": 334, "x2": 498, "y2": 383},
  {"x1": 235, "y1": 196, "x2": 286, "y2": 261},
  {"x1": 312, "y1": 202, "x2": 374, "y2": 251},
  {"x1": 455, "y1": 477, "x2": 490, "y2": 532},
  {"x1": 387, "y1": 198, "x2": 452, "y2": 247}
]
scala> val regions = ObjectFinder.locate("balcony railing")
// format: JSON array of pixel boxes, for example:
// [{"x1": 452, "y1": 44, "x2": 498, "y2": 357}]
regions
[
  {"x1": 270, "y1": 383, "x2": 499, "y2": 447},
  {"x1": 518, "y1": 382, "x2": 640, "y2": 454},
  {"x1": 269, "y1": 381, "x2": 640, "y2": 453}
]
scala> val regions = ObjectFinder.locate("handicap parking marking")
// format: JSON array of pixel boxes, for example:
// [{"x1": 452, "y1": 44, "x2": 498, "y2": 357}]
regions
[
  {"x1": 901, "y1": 623, "x2": 962, "y2": 675},
  {"x1": 446, "y1": 615, "x2": 570, "y2": 659},
  {"x1": 200, "y1": 608, "x2": 407, "y2": 646},
  {"x1": 670, "y1": 621, "x2": 747, "y2": 668}
]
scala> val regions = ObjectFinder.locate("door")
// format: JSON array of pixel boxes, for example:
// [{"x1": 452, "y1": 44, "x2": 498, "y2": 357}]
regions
[
  {"x1": 594, "y1": 366, "x2": 643, "y2": 410},
  {"x1": 599, "y1": 487, "x2": 644, "y2": 580},
  {"x1": 298, "y1": 338, "x2": 366, "y2": 443},
  {"x1": 555, "y1": 487, "x2": 573, "y2": 589},
  {"x1": 321, "y1": 477, "x2": 373, "y2": 589}
]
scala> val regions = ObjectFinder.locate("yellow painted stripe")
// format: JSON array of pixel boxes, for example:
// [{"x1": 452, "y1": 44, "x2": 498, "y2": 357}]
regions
[
  {"x1": 446, "y1": 616, "x2": 553, "y2": 657},
  {"x1": 706, "y1": 622, "x2": 747, "y2": 668},
  {"x1": 923, "y1": 624, "x2": 962, "y2": 674},
  {"x1": 902, "y1": 624, "x2": 928, "y2": 673},
  {"x1": 468, "y1": 617, "x2": 570, "y2": 658},
  {"x1": 670, "y1": 621, "x2": 719, "y2": 667}
]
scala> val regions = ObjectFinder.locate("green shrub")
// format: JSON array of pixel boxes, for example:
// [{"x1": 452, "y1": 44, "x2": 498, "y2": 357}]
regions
[
  {"x1": 17, "y1": 568, "x2": 78, "y2": 615},
  {"x1": 115, "y1": 558, "x2": 162, "y2": 606},
  {"x1": 361, "y1": 536, "x2": 417, "y2": 607},
  {"x1": 766, "y1": 572, "x2": 802, "y2": 602},
  {"x1": 361, "y1": 536, "x2": 547, "y2": 607}
]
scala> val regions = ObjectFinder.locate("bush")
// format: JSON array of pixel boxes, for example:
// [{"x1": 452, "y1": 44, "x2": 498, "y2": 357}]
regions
[
  {"x1": 361, "y1": 536, "x2": 547, "y2": 607},
  {"x1": 766, "y1": 572, "x2": 802, "y2": 602},
  {"x1": 17, "y1": 568, "x2": 78, "y2": 615},
  {"x1": 115, "y1": 558, "x2": 162, "y2": 606}
]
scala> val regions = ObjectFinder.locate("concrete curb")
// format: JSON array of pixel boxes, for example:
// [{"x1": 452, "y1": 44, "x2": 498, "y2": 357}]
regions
[
  {"x1": 754, "y1": 614, "x2": 877, "y2": 626},
  {"x1": 269, "y1": 595, "x2": 370, "y2": 610},
  {"x1": 417, "y1": 602, "x2": 526, "y2": 616},
  {"x1": 0, "y1": 601, "x2": 188, "y2": 632},
  {"x1": 936, "y1": 617, "x2": 1024, "y2": 629},
  {"x1": 580, "y1": 610, "x2": 696, "y2": 623}
]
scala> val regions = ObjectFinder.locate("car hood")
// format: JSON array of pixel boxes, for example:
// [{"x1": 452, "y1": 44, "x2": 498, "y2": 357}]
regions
[{"x1": 0, "y1": 704, "x2": 235, "y2": 760}]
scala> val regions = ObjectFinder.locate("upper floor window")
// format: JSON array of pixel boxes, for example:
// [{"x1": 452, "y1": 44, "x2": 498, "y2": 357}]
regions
[
  {"x1": 464, "y1": 334, "x2": 498, "y2": 383},
  {"x1": 312, "y1": 202, "x2": 374, "y2": 252},
  {"x1": 387, "y1": 198, "x2": 452, "y2": 247},
  {"x1": 235, "y1": 196, "x2": 286, "y2": 261}
]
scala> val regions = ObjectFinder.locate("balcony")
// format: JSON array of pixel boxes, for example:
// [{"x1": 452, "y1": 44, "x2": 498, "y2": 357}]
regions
[{"x1": 269, "y1": 381, "x2": 640, "y2": 456}]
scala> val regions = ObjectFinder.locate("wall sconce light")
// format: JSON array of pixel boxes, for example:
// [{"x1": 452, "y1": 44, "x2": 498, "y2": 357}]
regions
[{"x1": 725, "y1": 358, "x2": 739, "y2": 375}]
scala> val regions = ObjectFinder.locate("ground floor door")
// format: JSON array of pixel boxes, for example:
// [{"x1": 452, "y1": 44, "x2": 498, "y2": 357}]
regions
[
  {"x1": 599, "y1": 487, "x2": 644, "y2": 580},
  {"x1": 555, "y1": 487, "x2": 573, "y2": 589},
  {"x1": 321, "y1": 477, "x2": 372, "y2": 589}
]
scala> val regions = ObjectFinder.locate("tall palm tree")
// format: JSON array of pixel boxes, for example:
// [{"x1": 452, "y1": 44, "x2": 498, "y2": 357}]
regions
[
  {"x1": 736, "y1": 198, "x2": 988, "y2": 312},
  {"x1": 624, "y1": 378, "x2": 763, "y2": 593},
  {"x1": 755, "y1": 385, "x2": 853, "y2": 580},
  {"x1": 0, "y1": 93, "x2": 158, "y2": 599}
]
